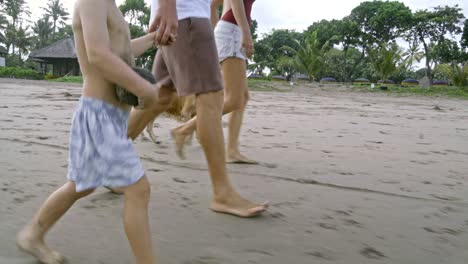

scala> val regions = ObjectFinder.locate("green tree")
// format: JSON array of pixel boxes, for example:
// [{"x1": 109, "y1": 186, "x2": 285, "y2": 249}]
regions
[
  {"x1": 15, "y1": 25, "x2": 31, "y2": 65},
  {"x1": 42, "y1": 0, "x2": 69, "y2": 38},
  {"x1": 250, "y1": 19, "x2": 258, "y2": 42},
  {"x1": 2, "y1": 0, "x2": 30, "y2": 54},
  {"x1": 462, "y1": 19, "x2": 468, "y2": 49},
  {"x1": 401, "y1": 41, "x2": 424, "y2": 71},
  {"x1": 120, "y1": 0, "x2": 149, "y2": 27},
  {"x1": 282, "y1": 30, "x2": 330, "y2": 81},
  {"x1": 322, "y1": 47, "x2": 370, "y2": 82},
  {"x1": 32, "y1": 17, "x2": 53, "y2": 49},
  {"x1": 119, "y1": 0, "x2": 154, "y2": 69},
  {"x1": 367, "y1": 42, "x2": 403, "y2": 82},
  {"x1": 253, "y1": 29, "x2": 303, "y2": 75},
  {"x1": 349, "y1": 1, "x2": 412, "y2": 45},
  {"x1": 306, "y1": 19, "x2": 343, "y2": 50},
  {"x1": 274, "y1": 56, "x2": 295, "y2": 80},
  {"x1": 334, "y1": 17, "x2": 363, "y2": 81},
  {"x1": 461, "y1": 19, "x2": 468, "y2": 62},
  {"x1": 346, "y1": 1, "x2": 411, "y2": 81},
  {"x1": 413, "y1": 5, "x2": 465, "y2": 84},
  {"x1": 0, "y1": 14, "x2": 7, "y2": 46}
]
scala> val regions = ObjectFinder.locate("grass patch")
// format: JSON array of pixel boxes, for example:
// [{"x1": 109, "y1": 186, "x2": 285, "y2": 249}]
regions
[
  {"x1": 0, "y1": 67, "x2": 43, "y2": 80},
  {"x1": 248, "y1": 79, "x2": 290, "y2": 92},
  {"x1": 48, "y1": 76, "x2": 83, "y2": 83},
  {"x1": 352, "y1": 85, "x2": 468, "y2": 100}
]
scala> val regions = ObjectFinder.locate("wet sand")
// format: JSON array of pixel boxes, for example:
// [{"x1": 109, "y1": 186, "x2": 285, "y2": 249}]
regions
[{"x1": 1, "y1": 78, "x2": 467, "y2": 264}]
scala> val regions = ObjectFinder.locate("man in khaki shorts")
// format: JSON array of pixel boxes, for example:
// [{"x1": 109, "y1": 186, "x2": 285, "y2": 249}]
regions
[{"x1": 128, "y1": 0, "x2": 267, "y2": 217}]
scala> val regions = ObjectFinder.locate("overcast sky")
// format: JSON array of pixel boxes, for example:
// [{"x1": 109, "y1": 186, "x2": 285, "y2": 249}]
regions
[{"x1": 26, "y1": 0, "x2": 468, "y2": 35}]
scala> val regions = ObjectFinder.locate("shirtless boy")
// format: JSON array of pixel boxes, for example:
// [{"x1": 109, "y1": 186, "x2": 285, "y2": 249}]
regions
[{"x1": 16, "y1": 0, "x2": 161, "y2": 263}]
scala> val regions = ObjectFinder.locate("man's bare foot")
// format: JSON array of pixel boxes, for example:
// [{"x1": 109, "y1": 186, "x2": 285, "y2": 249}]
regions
[
  {"x1": 210, "y1": 192, "x2": 268, "y2": 218},
  {"x1": 226, "y1": 152, "x2": 258, "y2": 164},
  {"x1": 170, "y1": 128, "x2": 192, "y2": 160},
  {"x1": 17, "y1": 226, "x2": 65, "y2": 264}
]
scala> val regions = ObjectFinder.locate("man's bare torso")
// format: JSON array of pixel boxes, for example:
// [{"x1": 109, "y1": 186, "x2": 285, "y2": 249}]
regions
[{"x1": 73, "y1": 0, "x2": 134, "y2": 110}]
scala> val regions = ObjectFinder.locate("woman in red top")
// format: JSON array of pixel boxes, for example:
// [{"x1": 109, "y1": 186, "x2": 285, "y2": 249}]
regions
[
  {"x1": 172, "y1": 0, "x2": 257, "y2": 164},
  {"x1": 212, "y1": 0, "x2": 257, "y2": 164}
]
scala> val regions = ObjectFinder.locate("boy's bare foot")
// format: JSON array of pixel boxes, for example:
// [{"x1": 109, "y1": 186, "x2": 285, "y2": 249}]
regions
[
  {"x1": 17, "y1": 226, "x2": 65, "y2": 264},
  {"x1": 210, "y1": 192, "x2": 268, "y2": 218},
  {"x1": 226, "y1": 152, "x2": 258, "y2": 164},
  {"x1": 170, "y1": 128, "x2": 192, "y2": 160}
]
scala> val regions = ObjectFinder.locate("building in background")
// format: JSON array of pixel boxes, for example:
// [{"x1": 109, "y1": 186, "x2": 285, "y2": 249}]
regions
[
  {"x1": 0, "y1": 46, "x2": 7, "y2": 67},
  {"x1": 29, "y1": 38, "x2": 80, "y2": 76}
]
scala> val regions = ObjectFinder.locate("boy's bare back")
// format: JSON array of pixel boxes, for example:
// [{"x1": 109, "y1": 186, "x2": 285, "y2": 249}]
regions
[{"x1": 73, "y1": 0, "x2": 135, "y2": 110}]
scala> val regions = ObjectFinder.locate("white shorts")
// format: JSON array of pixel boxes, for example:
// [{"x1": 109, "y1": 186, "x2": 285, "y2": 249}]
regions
[{"x1": 214, "y1": 20, "x2": 247, "y2": 63}]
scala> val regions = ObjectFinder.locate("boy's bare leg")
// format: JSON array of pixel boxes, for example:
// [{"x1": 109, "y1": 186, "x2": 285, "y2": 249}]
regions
[
  {"x1": 121, "y1": 176, "x2": 155, "y2": 264},
  {"x1": 195, "y1": 91, "x2": 267, "y2": 217},
  {"x1": 128, "y1": 86, "x2": 175, "y2": 140},
  {"x1": 17, "y1": 182, "x2": 94, "y2": 264}
]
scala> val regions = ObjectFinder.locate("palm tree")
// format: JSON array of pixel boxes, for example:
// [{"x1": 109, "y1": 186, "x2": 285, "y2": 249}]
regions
[
  {"x1": 0, "y1": 14, "x2": 8, "y2": 45},
  {"x1": 282, "y1": 30, "x2": 330, "y2": 81},
  {"x1": 32, "y1": 17, "x2": 54, "y2": 49},
  {"x1": 15, "y1": 25, "x2": 31, "y2": 65},
  {"x1": 42, "y1": 0, "x2": 69, "y2": 37},
  {"x1": 368, "y1": 42, "x2": 403, "y2": 82},
  {"x1": 402, "y1": 42, "x2": 424, "y2": 71},
  {"x1": 4, "y1": 23, "x2": 16, "y2": 53}
]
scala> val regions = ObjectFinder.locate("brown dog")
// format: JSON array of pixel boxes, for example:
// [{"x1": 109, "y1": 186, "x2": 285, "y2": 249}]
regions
[{"x1": 143, "y1": 95, "x2": 196, "y2": 143}]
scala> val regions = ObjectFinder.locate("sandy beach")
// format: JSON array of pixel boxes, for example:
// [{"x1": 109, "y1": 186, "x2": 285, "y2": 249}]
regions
[{"x1": 1, "y1": 78, "x2": 467, "y2": 264}]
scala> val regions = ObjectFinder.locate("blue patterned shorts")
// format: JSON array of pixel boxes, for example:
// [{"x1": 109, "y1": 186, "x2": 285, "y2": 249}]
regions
[{"x1": 67, "y1": 97, "x2": 145, "y2": 192}]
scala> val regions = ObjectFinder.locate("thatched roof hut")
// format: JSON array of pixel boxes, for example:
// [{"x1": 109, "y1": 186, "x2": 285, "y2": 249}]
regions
[
  {"x1": 29, "y1": 38, "x2": 80, "y2": 76},
  {"x1": 0, "y1": 46, "x2": 6, "y2": 67},
  {"x1": 0, "y1": 46, "x2": 7, "y2": 56}
]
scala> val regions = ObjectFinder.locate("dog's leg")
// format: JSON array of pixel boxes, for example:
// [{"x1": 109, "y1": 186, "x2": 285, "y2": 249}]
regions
[{"x1": 146, "y1": 117, "x2": 158, "y2": 144}]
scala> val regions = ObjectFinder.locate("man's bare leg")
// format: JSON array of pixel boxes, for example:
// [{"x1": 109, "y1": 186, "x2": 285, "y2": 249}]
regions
[
  {"x1": 172, "y1": 58, "x2": 256, "y2": 163},
  {"x1": 121, "y1": 176, "x2": 155, "y2": 264},
  {"x1": 195, "y1": 91, "x2": 267, "y2": 217},
  {"x1": 17, "y1": 182, "x2": 94, "y2": 264}
]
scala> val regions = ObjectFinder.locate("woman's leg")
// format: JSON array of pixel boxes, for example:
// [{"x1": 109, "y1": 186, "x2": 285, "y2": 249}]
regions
[{"x1": 222, "y1": 59, "x2": 257, "y2": 163}]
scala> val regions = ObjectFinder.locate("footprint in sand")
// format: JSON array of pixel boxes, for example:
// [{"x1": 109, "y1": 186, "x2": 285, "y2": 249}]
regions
[
  {"x1": 270, "y1": 212, "x2": 286, "y2": 219},
  {"x1": 183, "y1": 255, "x2": 222, "y2": 264},
  {"x1": 13, "y1": 194, "x2": 37, "y2": 204},
  {"x1": 306, "y1": 248, "x2": 336, "y2": 261},
  {"x1": 343, "y1": 219, "x2": 364, "y2": 228},
  {"x1": 379, "y1": 180, "x2": 400, "y2": 184},
  {"x1": 430, "y1": 194, "x2": 460, "y2": 201},
  {"x1": 360, "y1": 246, "x2": 385, "y2": 260},
  {"x1": 334, "y1": 210, "x2": 352, "y2": 216},
  {"x1": 423, "y1": 227, "x2": 462, "y2": 236},
  {"x1": 318, "y1": 223, "x2": 338, "y2": 230},
  {"x1": 244, "y1": 249, "x2": 274, "y2": 257}
]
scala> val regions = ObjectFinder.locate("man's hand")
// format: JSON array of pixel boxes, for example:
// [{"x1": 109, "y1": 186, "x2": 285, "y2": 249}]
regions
[{"x1": 150, "y1": 0, "x2": 178, "y2": 46}]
